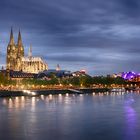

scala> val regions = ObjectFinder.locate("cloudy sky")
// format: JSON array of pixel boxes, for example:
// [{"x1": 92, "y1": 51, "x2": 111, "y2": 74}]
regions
[{"x1": 0, "y1": 0, "x2": 140, "y2": 75}]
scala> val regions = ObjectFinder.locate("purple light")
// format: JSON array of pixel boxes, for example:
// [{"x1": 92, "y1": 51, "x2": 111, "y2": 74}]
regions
[{"x1": 122, "y1": 71, "x2": 138, "y2": 80}]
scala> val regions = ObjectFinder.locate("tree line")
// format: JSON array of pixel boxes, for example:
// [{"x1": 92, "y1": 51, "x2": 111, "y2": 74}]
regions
[{"x1": 0, "y1": 72, "x2": 127, "y2": 87}]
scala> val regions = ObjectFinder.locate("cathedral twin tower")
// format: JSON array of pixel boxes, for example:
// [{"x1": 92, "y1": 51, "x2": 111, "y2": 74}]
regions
[
  {"x1": 6, "y1": 28, "x2": 48, "y2": 73},
  {"x1": 7, "y1": 28, "x2": 24, "y2": 71}
]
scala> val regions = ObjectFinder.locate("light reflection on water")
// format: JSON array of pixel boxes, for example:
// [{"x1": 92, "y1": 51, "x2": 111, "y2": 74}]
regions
[{"x1": 0, "y1": 92, "x2": 140, "y2": 140}]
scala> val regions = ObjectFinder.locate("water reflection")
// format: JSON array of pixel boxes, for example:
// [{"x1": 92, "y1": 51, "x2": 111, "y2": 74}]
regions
[
  {"x1": 2, "y1": 98, "x2": 7, "y2": 105},
  {"x1": 124, "y1": 96, "x2": 137, "y2": 140},
  {"x1": 1, "y1": 92, "x2": 138, "y2": 110},
  {"x1": 31, "y1": 97, "x2": 36, "y2": 111},
  {"x1": 1, "y1": 92, "x2": 140, "y2": 140},
  {"x1": 40, "y1": 94, "x2": 45, "y2": 100},
  {"x1": 9, "y1": 98, "x2": 13, "y2": 109},
  {"x1": 49, "y1": 94, "x2": 53, "y2": 100}
]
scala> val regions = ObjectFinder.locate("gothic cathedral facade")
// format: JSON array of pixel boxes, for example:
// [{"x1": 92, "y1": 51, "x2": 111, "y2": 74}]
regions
[
  {"x1": 6, "y1": 28, "x2": 48, "y2": 73},
  {"x1": 6, "y1": 28, "x2": 24, "y2": 71}
]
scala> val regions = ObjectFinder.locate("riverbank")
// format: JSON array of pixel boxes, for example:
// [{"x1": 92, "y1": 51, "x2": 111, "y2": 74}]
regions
[{"x1": 0, "y1": 88, "x2": 110, "y2": 97}]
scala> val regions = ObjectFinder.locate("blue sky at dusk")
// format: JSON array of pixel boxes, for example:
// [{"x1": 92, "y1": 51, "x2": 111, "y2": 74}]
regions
[{"x1": 0, "y1": 0, "x2": 140, "y2": 75}]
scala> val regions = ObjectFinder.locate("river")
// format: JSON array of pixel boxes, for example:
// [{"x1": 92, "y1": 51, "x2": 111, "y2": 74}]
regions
[{"x1": 0, "y1": 92, "x2": 140, "y2": 140}]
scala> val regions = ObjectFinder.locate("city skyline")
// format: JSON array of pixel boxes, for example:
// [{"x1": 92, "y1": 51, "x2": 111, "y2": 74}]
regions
[{"x1": 0, "y1": 0, "x2": 140, "y2": 75}]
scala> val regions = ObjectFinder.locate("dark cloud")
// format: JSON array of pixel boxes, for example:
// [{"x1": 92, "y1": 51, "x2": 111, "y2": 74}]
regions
[{"x1": 0, "y1": 0, "x2": 140, "y2": 75}]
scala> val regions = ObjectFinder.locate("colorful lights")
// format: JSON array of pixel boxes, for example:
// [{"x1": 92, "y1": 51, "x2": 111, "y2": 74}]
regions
[{"x1": 122, "y1": 71, "x2": 139, "y2": 80}]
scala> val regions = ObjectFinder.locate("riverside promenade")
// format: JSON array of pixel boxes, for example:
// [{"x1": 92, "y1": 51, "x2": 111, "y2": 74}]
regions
[{"x1": 0, "y1": 88, "x2": 110, "y2": 97}]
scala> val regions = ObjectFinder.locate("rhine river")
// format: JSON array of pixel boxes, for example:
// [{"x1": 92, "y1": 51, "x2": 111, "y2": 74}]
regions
[{"x1": 0, "y1": 92, "x2": 140, "y2": 140}]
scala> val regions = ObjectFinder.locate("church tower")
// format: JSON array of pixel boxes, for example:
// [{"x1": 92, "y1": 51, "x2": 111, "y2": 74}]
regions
[
  {"x1": 28, "y1": 45, "x2": 32, "y2": 59},
  {"x1": 56, "y1": 64, "x2": 60, "y2": 71},
  {"x1": 17, "y1": 30, "x2": 24, "y2": 58},
  {"x1": 16, "y1": 30, "x2": 24, "y2": 71},
  {"x1": 6, "y1": 28, "x2": 17, "y2": 70}
]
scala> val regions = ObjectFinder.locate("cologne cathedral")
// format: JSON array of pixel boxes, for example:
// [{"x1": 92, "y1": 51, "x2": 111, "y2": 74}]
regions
[{"x1": 6, "y1": 28, "x2": 48, "y2": 73}]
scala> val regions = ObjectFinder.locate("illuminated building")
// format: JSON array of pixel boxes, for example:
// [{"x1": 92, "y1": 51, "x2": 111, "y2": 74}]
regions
[
  {"x1": 122, "y1": 71, "x2": 138, "y2": 80},
  {"x1": 6, "y1": 28, "x2": 48, "y2": 73},
  {"x1": 21, "y1": 46, "x2": 48, "y2": 73},
  {"x1": 72, "y1": 71, "x2": 87, "y2": 77}
]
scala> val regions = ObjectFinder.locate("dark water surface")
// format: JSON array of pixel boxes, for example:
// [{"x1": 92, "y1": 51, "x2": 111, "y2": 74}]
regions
[{"x1": 0, "y1": 92, "x2": 140, "y2": 140}]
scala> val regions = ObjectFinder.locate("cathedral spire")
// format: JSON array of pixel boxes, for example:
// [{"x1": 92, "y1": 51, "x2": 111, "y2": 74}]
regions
[
  {"x1": 17, "y1": 29, "x2": 23, "y2": 47},
  {"x1": 28, "y1": 45, "x2": 32, "y2": 58},
  {"x1": 9, "y1": 27, "x2": 15, "y2": 45},
  {"x1": 17, "y1": 29, "x2": 24, "y2": 58},
  {"x1": 56, "y1": 64, "x2": 60, "y2": 71}
]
